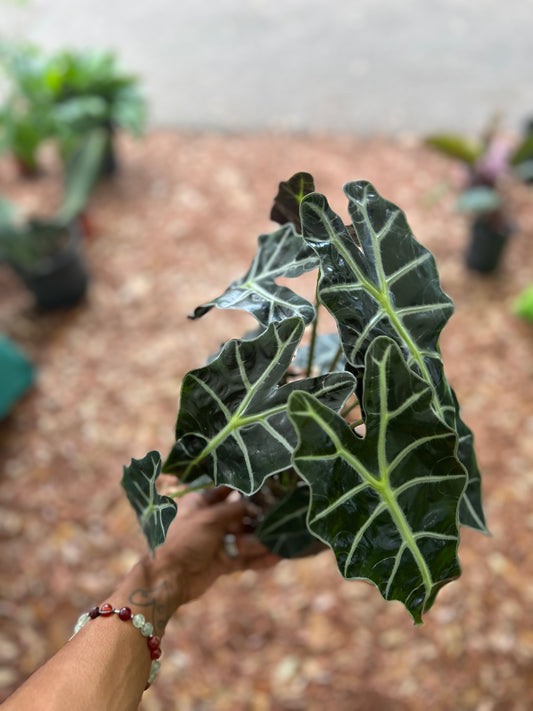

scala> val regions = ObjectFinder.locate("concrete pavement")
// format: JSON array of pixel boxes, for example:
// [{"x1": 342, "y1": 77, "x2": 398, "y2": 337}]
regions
[{"x1": 1, "y1": 0, "x2": 533, "y2": 135}]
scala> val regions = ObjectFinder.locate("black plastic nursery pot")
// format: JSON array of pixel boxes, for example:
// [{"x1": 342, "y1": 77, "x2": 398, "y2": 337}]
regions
[
  {"x1": 100, "y1": 138, "x2": 117, "y2": 177},
  {"x1": 12, "y1": 222, "x2": 89, "y2": 309},
  {"x1": 465, "y1": 214, "x2": 512, "y2": 274}
]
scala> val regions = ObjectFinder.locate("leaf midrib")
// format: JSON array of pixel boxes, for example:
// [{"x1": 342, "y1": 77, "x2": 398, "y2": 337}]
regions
[
  {"x1": 181, "y1": 323, "x2": 302, "y2": 478},
  {"x1": 295, "y1": 389, "x2": 434, "y2": 602},
  {"x1": 308, "y1": 192, "x2": 446, "y2": 423}
]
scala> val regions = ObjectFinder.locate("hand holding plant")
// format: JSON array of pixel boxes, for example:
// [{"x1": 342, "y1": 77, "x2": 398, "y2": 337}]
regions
[{"x1": 123, "y1": 173, "x2": 486, "y2": 623}]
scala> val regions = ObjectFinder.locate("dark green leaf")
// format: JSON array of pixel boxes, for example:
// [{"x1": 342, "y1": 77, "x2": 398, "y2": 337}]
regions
[
  {"x1": 59, "y1": 128, "x2": 107, "y2": 223},
  {"x1": 189, "y1": 223, "x2": 319, "y2": 328},
  {"x1": 452, "y1": 390, "x2": 487, "y2": 532},
  {"x1": 301, "y1": 182, "x2": 455, "y2": 404},
  {"x1": 163, "y1": 318, "x2": 355, "y2": 494},
  {"x1": 288, "y1": 337, "x2": 466, "y2": 624},
  {"x1": 300, "y1": 181, "x2": 485, "y2": 531},
  {"x1": 270, "y1": 172, "x2": 315, "y2": 232},
  {"x1": 122, "y1": 451, "x2": 177, "y2": 553},
  {"x1": 255, "y1": 485, "x2": 322, "y2": 558}
]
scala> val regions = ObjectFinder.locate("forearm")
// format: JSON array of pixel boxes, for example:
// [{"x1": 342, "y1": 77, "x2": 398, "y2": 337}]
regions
[
  {"x1": 1, "y1": 490, "x2": 275, "y2": 711},
  {"x1": 2, "y1": 556, "x2": 184, "y2": 711}
]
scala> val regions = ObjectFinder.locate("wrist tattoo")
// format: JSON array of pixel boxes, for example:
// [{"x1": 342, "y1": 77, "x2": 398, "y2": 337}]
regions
[{"x1": 128, "y1": 581, "x2": 169, "y2": 634}]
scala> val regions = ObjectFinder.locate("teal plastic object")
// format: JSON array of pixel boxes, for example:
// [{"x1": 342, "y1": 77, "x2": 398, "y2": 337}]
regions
[{"x1": 0, "y1": 335, "x2": 35, "y2": 418}]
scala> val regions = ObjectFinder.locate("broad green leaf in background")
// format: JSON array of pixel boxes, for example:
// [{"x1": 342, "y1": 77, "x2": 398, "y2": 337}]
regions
[
  {"x1": 513, "y1": 284, "x2": 533, "y2": 322},
  {"x1": 189, "y1": 224, "x2": 319, "y2": 328},
  {"x1": 163, "y1": 317, "x2": 355, "y2": 494},
  {"x1": 509, "y1": 131, "x2": 533, "y2": 166},
  {"x1": 59, "y1": 127, "x2": 107, "y2": 223},
  {"x1": 122, "y1": 450, "x2": 177, "y2": 553},
  {"x1": 425, "y1": 134, "x2": 483, "y2": 165},
  {"x1": 456, "y1": 186, "x2": 501, "y2": 214},
  {"x1": 288, "y1": 337, "x2": 467, "y2": 624},
  {"x1": 270, "y1": 171, "x2": 315, "y2": 232}
]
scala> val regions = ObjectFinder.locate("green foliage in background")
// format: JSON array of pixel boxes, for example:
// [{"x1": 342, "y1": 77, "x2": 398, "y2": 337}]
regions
[{"x1": 0, "y1": 42, "x2": 146, "y2": 172}]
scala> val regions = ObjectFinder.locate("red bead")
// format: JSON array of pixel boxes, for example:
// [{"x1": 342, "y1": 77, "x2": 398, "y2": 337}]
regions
[
  {"x1": 88, "y1": 606, "x2": 100, "y2": 619},
  {"x1": 100, "y1": 603, "x2": 113, "y2": 616},
  {"x1": 147, "y1": 636, "x2": 161, "y2": 650},
  {"x1": 118, "y1": 607, "x2": 132, "y2": 621},
  {"x1": 150, "y1": 647, "x2": 162, "y2": 660}
]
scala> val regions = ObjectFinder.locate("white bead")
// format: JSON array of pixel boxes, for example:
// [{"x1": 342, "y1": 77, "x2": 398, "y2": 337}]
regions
[
  {"x1": 148, "y1": 660, "x2": 161, "y2": 683},
  {"x1": 141, "y1": 622, "x2": 154, "y2": 637},
  {"x1": 74, "y1": 613, "x2": 90, "y2": 634},
  {"x1": 132, "y1": 613, "x2": 145, "y2": 628}
]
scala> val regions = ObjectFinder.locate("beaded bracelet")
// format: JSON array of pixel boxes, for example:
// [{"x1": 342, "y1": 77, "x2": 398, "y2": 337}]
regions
[{"x1": 71, "y1": 603, "x2": 162, "y2": 690}]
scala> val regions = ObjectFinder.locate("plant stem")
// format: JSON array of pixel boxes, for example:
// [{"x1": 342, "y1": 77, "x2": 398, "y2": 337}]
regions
[
  {"x1": 341, "y1": 399, "x2": 360, "y2": 419},
  {"x1": 306, "y1": 284, "x2": 321, "y2": 378},
  {"x1": 328, "y1": 344, "x2": 343, "y2": 373},
  {"x1": 350, "y1": 418, "x2": 364, "y2": 430},
  {"x1": 168, "y1": 481, "x2": 214, "y2": 499}
]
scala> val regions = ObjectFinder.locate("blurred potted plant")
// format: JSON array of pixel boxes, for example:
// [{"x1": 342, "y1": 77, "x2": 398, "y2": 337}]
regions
[
  {"x1": 48, "y1": 48, "x2": 147, "y2": 175},
  {"x1": 426, "y1": 117, "x2": 516, "y2": 273},
  {"x1": 0, "y1": 43, "x2": 147, "y2": 177},
  {"x1": 122, "y1": 173, "x2": 487, "y2": 625},
  {"x1": 0, "y1": 128, "x2": 106, "y2": 308},
  {"x1": 0, "y1": 44, "x2": 55, "y2": 175}
]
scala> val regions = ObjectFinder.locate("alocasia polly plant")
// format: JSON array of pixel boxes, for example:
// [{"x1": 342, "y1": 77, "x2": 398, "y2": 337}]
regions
[{"x1": 122, "y1": 173, "x2": 486, "y2": 624}]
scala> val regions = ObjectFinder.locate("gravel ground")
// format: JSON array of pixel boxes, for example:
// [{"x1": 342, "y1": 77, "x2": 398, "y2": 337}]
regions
[{"x1": 1, "y1": 130, "x2": 533, "y2": 710}]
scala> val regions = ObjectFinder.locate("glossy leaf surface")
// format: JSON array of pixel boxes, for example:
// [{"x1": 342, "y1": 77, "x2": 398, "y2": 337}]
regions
[
  {"x1": 270, "y1": 172, "x2": 315, "y2": 232},
  {"x1": 452, "y1": 390, "x2": 487, "y2": 532},
  {"x1": 122, "y1": 451, "x2": 177, "y2": 553},
  {"x1": 189, "y1": 223, "x2": 319, "y2": 328},
  {"x1": 163, "y1": 318, "x2": 355, "y2": 494},
  {"x1": 301, "y1": 181, "x2": 455, "y2": 392},
  {"x1": 300, "y1": 181, "x2": 485, "y2": 531},
  {"x1": 288, "y1": 337, "x2": 466, "y2": 623}
]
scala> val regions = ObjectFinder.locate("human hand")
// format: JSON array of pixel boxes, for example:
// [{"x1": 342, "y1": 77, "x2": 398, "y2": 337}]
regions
[
  {"x1": 155, "y1": 486, "x2": 279, "y2": 603},
  {"x1": 116, "y1": 487, "x2": 279, "y2": 634}
]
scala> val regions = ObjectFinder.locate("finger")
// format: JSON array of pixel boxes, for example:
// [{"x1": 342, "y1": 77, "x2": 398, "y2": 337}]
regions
[
  {"x1": 202, "y1": 485, "x2": 234, "y2": 506},
  {"x1": 225, "y1": 534, "x2": 281, "y2": 565},
  {"x1": 246, "y1": 554, "x2": 282, "y2": 571},
  {"x1": 208, "y1": 497, "x2": 248, "y2": 528}
]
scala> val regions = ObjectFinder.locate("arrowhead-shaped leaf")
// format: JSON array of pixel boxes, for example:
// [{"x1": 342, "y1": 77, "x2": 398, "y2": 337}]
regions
[
  {"x1": 300, "y1": 181, "x2": 485, "y2": 532},
  {"x1": 189, "y1": 223, "x2": 319, "y2": 328},
  {"x1": 270, "y1": 172, "x2": 316, "y2": 232},
  {"x1": 300, "y1": 181, "x2": 455, "y2": 397},
  {"x1": 163, "y1": 318, "x2": 355, "y2": 495},
  {"x1": 288, "y1": 337, "x2": 467, "y2": 624},
  {"x1": 122, "y1": 451, "x2": 177, "y2": 553}
]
